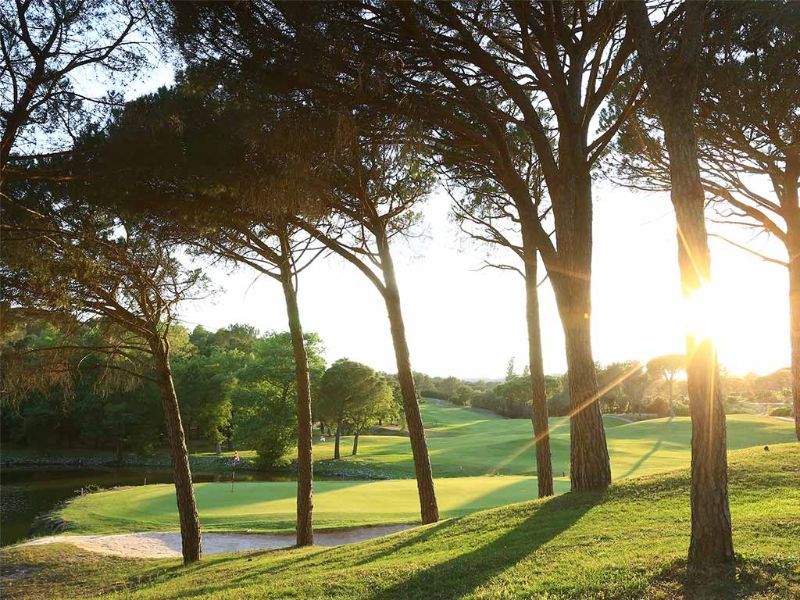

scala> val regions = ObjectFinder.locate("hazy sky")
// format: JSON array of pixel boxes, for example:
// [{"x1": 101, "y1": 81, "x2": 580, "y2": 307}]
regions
[
  {"x1": 178, "y1": 184, "x2": 789, "y2": 379},
  {"x1": 120, "y1": 65, "x2": 791, "y2": 380}
]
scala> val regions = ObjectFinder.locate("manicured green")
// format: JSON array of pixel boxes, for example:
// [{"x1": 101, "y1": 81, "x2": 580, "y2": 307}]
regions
[
  {"x1": 4, "y1": 445, "x2": 799, "y2": 599},
  {"x1": 210, "y1": 402, "x2": 795, "y2": 479},
  {"x1": 57, "y1": 476, "x2": 572, "y2": 535},
  {"x1": 52, "y1": 403, "x2": 794, "y2": 536}
]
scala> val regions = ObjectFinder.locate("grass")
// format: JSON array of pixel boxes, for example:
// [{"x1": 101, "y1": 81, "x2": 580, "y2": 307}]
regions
[
  {"x1": 49, "y1": 403, "x2": 795, "y2": 536},
  {"x1": 209, "y1": 402, "x2": 795, "y2": 480},
  {"x1": 6, "y1": 402, "x2": 792, "y2": 481},
  {"x1": 3, "y1": 444, "x2": 798, "y2": 599},
  {"x1": 56, "y1": 476, "x2": 572, "y2": 535}
]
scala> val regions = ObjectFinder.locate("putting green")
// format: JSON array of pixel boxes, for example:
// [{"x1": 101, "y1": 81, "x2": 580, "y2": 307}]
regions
[
  {"x1": 59, "y1": 476, "x2": 573, "y2": 535},
  {"x1": 56, "y1": 403, "x2": 795, "y2": 536}
]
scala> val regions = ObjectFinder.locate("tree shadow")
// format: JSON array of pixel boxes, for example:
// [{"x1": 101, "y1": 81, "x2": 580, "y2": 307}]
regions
[
  {"x1": 642, "y1": 557, "x2": 792, "y2": 600},
  {"x1": 369, "y1": 490, "x2": 603, "y2": 600},
  {"x1": 619, "y1": 438, "x2": 664, "y2": 479}
]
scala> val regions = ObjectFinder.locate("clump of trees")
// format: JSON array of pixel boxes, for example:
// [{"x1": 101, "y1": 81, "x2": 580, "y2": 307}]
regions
[
  {"x1": 317, "y1": 359, "x2": 396, "y2": 459},
  {"x1": 0, "y1": 324, "x2": 325, "y2": 469}
]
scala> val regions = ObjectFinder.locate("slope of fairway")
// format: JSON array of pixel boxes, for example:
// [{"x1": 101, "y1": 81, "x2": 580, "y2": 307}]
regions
[
  {"x1": 55, "y1": 476, "x2": 571, "y2": 536},
  {"x1": 50, "y1": 406, "x2": 794, "y2": 537},
  {"x1": 298, "y1": 402, "x2": 796, "y2": 478},
  {"x1": 5, "y1": 445, "x2": 799, "y2": 599}
]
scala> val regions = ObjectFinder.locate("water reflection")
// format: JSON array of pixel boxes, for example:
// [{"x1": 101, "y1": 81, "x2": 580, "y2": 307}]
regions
[{"x1": 0, "y1": 466, "x2": 295, "y2": 546}]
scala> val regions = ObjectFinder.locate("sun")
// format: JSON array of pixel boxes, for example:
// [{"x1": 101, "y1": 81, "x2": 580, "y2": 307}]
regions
[{"x1": 683, "y1": 283, "x2": 724, "y2": 343}]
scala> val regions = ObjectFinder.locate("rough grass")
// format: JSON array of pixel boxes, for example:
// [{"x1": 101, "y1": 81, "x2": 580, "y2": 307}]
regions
[{"x1": 3, "y1": 444, "x2": 798, "y2": 599}]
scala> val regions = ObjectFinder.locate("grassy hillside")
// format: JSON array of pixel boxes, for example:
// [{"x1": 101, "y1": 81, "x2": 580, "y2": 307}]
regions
[
  {"x1": 49, "y1": 404, "x2": 795, "y2": 536},
  {"x1": 216, "y1": 402, "x2": 796, "y2": 479},
  {"x1": 3, "y1": 445, "x2": 798, "y2": 599}
]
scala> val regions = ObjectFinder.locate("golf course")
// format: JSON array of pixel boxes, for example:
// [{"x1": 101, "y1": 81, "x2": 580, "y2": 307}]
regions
[
  {"x1": 4, "y1": 444, "x2": 798, "y2": 599},
  {"x1": 50, "y1": 401, "x2": 796, "y2": 536}
]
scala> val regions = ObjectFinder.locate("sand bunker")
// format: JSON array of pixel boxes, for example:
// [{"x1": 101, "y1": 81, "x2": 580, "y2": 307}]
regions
[{"x1": 21, "y1": 524, "x2": 413, "y2": 559}]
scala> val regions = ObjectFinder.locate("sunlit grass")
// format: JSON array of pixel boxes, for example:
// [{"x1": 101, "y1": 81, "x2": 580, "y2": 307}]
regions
[
  {"x1": 5, "y1": 445, "x2": 799, "y2": 599},
  {"x1": 52, "y1": 402, "x2": 795, "y2": 536}
]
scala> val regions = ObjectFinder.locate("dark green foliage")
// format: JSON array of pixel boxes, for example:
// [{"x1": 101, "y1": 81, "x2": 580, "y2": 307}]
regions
[{"x1": 0, "y1": 323, "x2": 326, "y2": 465}]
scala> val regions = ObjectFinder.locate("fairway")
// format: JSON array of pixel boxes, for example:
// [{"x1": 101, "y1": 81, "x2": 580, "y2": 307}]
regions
[
  {"x1": 54, "y1": 402, "x2": 795, "y2": 536},
  {"x1": 59, "y1": 476, "x2": 573, "y2": 535},
  {"x1": 208, "y1": 402, "x2": 796, "y2": 480},
  {"x1": 9, "y1": 445, "x2": 800, "y2": 599}
]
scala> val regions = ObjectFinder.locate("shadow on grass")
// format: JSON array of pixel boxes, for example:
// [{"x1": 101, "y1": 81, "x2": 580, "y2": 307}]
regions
[
  {"x1": 644, "y1": 556, "x2": 799, "y2": 599},
  {"x1": 620, "y1": 438, "x2": 664, "y2": 479},
  {"x1": 369, "y1": 490, "x2": 603, "y2": 600}
]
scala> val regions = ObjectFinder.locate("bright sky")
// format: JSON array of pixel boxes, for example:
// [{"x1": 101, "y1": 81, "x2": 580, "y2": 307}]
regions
[
  {"x1": 177, "y1": 184, "x2": 789, "y2": 380},
  {"x1": 110, "y1": 64, "x2": 794, "y2": 379}
]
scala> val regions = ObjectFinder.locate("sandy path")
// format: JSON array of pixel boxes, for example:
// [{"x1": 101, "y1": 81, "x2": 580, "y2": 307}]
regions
[{"x1": 20, "y1": 524, "x2": 414, "y2": 559}]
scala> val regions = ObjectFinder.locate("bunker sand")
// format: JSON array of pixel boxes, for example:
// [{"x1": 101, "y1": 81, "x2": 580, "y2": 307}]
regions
[{"x1": 21, "y1": 524, "x2": 413, "y2": 559}]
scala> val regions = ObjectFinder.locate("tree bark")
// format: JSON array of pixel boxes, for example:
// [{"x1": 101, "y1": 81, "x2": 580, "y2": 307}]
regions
[
  {"x1": 625, "y1": 2, "x2": 734, "y2": 574},
  {"x1": 665, "y1": 111, "x2": 734, "y2": 574},
  {"x1": 352, "y1": 431, "x2": 359, "y2": 456},
  {"x1": 150, "y1": 337, "x2": 202, "y2": 565},
  {"x1": 278, "y1": 249, "x2": 314, "y2": 547},
  {"x1": 522, "y1": 241, "x2": 554, "y2": 497},
  {"x1": 551, "y1": 272, "x2": 612, "y2": 492},
  {"x1": 378, "y1": 235, "x2": 439, "y2": 524},
  {"x1": 668, "y1": 377, "x2": 675, "y2": 418},
  {"x1": 334, "y1": 421, "x2": 341, "y2": 460},
  {"x1": 788, "y1": 228, "x2": 800, "y2": 441},
  {"x1": 786, "y1": 167, "x2": 800, "y2": 441}
]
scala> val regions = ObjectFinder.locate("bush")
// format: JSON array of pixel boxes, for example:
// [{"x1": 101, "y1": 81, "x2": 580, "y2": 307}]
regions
[
  {"x1": 646, "y1": 397, "x2": 669, "y2": 418},
  {"x1": 253, "y1": 424, "x2": 295, "y2": 469},
  {"x1": 673, "y1": 403, "x2": 689, "y2": 417},
  {"x1": 769, "y1": 406, "x2": 792, "y2": 417}
]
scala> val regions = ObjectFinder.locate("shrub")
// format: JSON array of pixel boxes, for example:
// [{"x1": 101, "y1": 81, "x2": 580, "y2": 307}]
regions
[
  {"x1": 769, "y1": 406, "x2": 792, "y2": 417},
  {"x1": 646, "y1": 396, "x2": 669, "y2": 418}
]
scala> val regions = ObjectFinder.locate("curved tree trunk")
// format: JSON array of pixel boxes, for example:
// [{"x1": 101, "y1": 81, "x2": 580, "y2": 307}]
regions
[
  {"x1": 665, "y1": 112, "x2": 734, "y2": 574},
  {"x1": 150, "y1": 337, "x2": 202, "y2": 565},
  {"x1": 352, "y1": 431, "x2": 360, "y2": 456},
  {"x1": 278, "y1": 248, "x2": 314, "y2": 547},
  {"x1": 378, "y1": 236, "x2": 439, "y2": 524},
  {"x1": 522, "y1": 243, "x2": 553, "y2": 497}
]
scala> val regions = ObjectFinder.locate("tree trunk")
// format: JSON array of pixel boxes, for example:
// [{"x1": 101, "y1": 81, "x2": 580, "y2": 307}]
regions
[
  {"x1": 522, "y1": 240, "x2": 553, "y2": 497},
  {"x1": 378, "y1": 236, "x2": 439, "y2": 524},
  {"x1": 150, "y1": 337, "x2": 202, "y2": 565},
  {"x1": 352, "y1": 431, "x2": 359, "y2": 456},
  {"x1": 334, "y1": 421, "x2": 341, "y2": 460},
  {"x1": 789, "y1": 243, "x2": 800, "y2": 441},
  {"x1": 668, "y1": 377, "x2": 675, "y2": 418},
  {"x1": 664, "y1": 111, "x2": 734, "y2": 574},
  {"x1": 278, "y1": 249, "x2": 314, "y2": 547},
  {"x1": 787, "y1": 192, "x2": 800, "y2": 441},
  {"x1": 551, "y1": 273, "x2": 612, "y2": 492}
]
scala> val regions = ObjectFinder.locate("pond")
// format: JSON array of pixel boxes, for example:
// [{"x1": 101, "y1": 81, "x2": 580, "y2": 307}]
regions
[{"x1": 0, "y1": 466, "x2": 293, "y2": 547}]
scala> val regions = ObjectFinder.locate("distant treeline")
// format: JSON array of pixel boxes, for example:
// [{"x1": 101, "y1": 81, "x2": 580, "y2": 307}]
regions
[
  {"x1": 417, "y1": 363, "x2": 791, "y2": 419},
  {"x1": 3, "y1": 321, "x2": 790, "y2": 464},
  {"x1": 1, "y1": 322, "x2": 325, "y2": 467}
]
